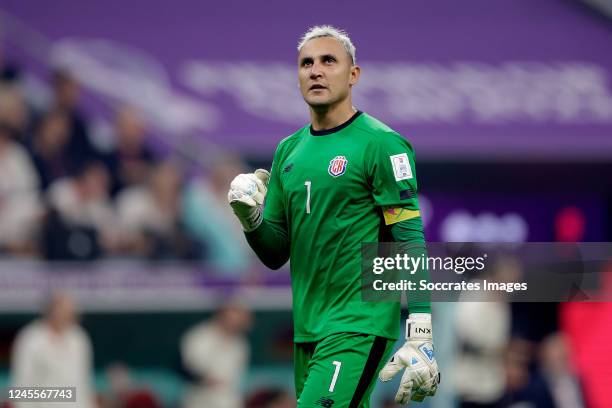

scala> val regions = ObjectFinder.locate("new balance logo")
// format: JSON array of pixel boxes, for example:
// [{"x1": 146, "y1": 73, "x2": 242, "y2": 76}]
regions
[
  {"x1": 283, "y1": 163, "x2": 294, "y2": 173},
  {"x1": 316, "y1": 397, "x2": 335, "y2": 407}
]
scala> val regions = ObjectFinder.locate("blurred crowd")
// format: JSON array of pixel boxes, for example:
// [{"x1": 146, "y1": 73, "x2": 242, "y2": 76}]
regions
[
  {"x1": 7, "y1": 292, "x2": 294, "y2": 408},
  {"x1": 5, "y1": 288, "x2": 596, "y2": 408},
  {"x1": 0, "y1": 62, "x2": 252, "y2": 270},
  {"x1": 451, "y1": 257, "x2": 584, "y2": 408}
]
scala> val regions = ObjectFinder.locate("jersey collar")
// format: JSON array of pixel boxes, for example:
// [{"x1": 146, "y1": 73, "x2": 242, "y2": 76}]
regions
[{"x1": 309, "y1": 111, "x2": 363, "y2": 136}]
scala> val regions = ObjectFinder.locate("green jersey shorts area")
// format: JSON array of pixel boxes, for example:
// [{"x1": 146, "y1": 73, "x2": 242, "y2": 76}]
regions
[
  {"x1": 294, "y1": 332, "x2": 395, "y2": 408},
  {"x1": 264, "y1": 111, "x2": 421, "y2": 342}
]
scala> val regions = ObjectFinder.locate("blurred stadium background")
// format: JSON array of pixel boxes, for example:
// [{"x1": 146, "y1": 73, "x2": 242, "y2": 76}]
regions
[{"x1": 0, "y1": 0, "x2": 611, "y2": 407}]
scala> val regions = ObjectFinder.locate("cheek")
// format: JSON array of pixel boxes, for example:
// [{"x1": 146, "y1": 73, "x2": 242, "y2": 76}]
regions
[
  {"x1": 300, "y1": 82, "x2": 309, "y2": 91},
  {"x1": 330, "y1": 73, "x2": 350, "y2": 91},
  {"x1": 298, "y1": 73, "x2": 309, "y2": 89},
  {"x1": 333, "y1": 68, "x2": 352, "y2": 84}
]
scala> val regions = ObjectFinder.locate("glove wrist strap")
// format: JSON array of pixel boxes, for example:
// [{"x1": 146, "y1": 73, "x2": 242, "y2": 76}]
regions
[
  {"x1": 240, "y1": 207, "x2": 263, "y2": 232},
  {"x1": 406, "y1": 319, "x2": 433, "y2": 341}
]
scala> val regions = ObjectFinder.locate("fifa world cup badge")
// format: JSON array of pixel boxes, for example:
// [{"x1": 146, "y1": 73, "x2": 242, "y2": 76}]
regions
[
  {"x1": 328, "y1": 155, "x2": 348, "y2": 177},
  {"x1": 390, "y1": 153, "x2": 413, "y2": 181}
]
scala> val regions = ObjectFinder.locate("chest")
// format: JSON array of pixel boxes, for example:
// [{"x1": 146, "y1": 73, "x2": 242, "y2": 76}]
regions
[
  {"x1": 33, "y1": 334, "x2": 83, "y2": 373},
  {"x1": 279, "y1": 137, "x2": 370, "y2": 199}
]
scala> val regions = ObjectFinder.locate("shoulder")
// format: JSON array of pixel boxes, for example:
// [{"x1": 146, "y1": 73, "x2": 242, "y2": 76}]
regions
[
  {"x1": 354, "y1": 113, "x2": 414, "y2": 152},
  {"x1": 273, "y1": 124, "x2": 309, "y2": 159},
  {"x1": 13, "y1": 321, "x2": 45, "y2": 349},
  {"x1": 117, "y1": 186, "x2": 151, "y2": 210},
  {"x1": 72, "y1": 325, "x2": 93, "y2": 346},
  {"x1": 7, "y1": 142, "x2": 32, "y2": 163},
  {"x1": 183, "y1": 322, "x2": 213, "y2": 342},
  {"x1": 355, "y1": 112, "x2": 396, "y2": 133},
  {"x1": 16, "y1": 321, "x2": 41, "y2": 337},
  {"x1": 47, "y1": 179, "x2": 78, "y2": 210},
  {"x1": 182, "y1": 322, "x2": 216, "y2": 350}
]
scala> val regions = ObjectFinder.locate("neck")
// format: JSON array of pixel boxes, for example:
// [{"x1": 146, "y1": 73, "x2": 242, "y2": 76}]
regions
[
  {"x1": 46, "y1": 320, "x2": 66, "y2": 334},
  {"x1": 310, "y1": 98, "x2": 356, "y2": 131}
]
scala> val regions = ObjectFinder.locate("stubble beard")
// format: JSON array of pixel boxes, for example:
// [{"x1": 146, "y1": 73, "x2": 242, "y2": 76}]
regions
[{"x1": 305, "y1": 90, "x2": 349, "y2": 113}]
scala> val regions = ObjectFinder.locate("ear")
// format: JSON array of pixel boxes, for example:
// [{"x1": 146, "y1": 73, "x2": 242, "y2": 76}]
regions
[{"x1": 349, "y1": 65, "x2": 361, "y2": 87}]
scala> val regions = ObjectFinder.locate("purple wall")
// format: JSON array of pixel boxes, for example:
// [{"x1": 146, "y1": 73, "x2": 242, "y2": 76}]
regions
[{"x1": 3, "y1": 0, "x2": 612, "y2": 159}]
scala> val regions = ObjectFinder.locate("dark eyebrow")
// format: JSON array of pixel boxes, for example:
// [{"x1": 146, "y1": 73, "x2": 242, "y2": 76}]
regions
[
  {"x1": 320, "y1": 54, "x2": 337, "y2": 61},
  {"x1": 300, "y1": 57, "x2": 314, "y2": 66}
]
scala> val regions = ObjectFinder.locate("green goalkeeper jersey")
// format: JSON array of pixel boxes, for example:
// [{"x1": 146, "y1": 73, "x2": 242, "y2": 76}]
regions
[{"x1": 264, "y1": 111, "x2": 420, "y2": 342}]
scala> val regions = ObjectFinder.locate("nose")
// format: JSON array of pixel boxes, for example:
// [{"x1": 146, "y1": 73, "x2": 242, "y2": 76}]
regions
[{"x1": 309, "y1": 61, "x2": 323, "y2": 79}]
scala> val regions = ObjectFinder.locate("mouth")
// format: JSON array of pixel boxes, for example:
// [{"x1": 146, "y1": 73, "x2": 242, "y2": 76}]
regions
[{"x1": 309, "y1": 84, "x2": 327, "y2": 91}]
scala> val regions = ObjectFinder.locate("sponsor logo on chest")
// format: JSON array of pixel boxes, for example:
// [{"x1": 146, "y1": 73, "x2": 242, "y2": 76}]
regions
[{"x1": 328, "y1": 155, "x2": 348, "y2": 177}]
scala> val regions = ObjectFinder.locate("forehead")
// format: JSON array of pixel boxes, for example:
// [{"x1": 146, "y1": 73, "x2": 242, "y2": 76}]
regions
[{"x1": 298, "y1": 36, "x2": 348, "y2": 60}]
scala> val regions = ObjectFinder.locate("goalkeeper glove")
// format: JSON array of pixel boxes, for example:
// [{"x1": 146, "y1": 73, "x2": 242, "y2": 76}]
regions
[
  {"x1": 379, "y1": 313, "x2": 440, "y2": 405},
  {"x1": 227, "y1": 169, "x2": 270, "y2": 232}
]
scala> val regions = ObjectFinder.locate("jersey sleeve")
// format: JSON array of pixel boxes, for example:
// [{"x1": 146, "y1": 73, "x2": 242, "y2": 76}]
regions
[
  {"x1": 263, "y1": 145, "x2": 287, "y2": 225},
  {"x1": 367, "y1": 132, "x2": 420, "y2": 224}
]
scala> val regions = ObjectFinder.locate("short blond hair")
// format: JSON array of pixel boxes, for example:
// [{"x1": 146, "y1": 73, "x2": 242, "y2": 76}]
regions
[{"x1": 297, "y1": 25, "x2": 356, "y2": 65}]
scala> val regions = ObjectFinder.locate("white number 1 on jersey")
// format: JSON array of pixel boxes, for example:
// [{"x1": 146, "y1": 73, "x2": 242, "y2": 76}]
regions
[
  {"x1": 304, "y1": 180, "x2": 311, "y2": 214},
  {"x1": 329, "y1": 360, "x2": 342, "y2": 392}
]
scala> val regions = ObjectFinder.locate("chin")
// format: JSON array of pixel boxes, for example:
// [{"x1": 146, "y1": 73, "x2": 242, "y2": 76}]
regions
[{"x1": 304, "y1": 96, "x2": 333, "y2": 108}]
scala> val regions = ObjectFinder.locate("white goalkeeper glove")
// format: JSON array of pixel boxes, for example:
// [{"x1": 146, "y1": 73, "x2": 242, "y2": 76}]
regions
[
  {"x1": 227, "y1": 169, "x2": 270, "y2": 232},
  {"x1": 379, "y1": 313, "x2": 440, "y2": 405}
]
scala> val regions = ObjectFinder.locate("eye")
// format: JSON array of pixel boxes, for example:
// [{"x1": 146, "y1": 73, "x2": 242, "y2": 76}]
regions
[
  {"x1": 301, "y1": 59, "x2": 313, "y2": 67},
  {"x1": 324, "y1": 56, "x2": 336, "y2": 64}
]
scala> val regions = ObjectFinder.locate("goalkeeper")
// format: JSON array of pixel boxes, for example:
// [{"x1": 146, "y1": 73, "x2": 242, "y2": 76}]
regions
[{"x1": 228, "y1": 25, "x2": 440, "y2": 407}]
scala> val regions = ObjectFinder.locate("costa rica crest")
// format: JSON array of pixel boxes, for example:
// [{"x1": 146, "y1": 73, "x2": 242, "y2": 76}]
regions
[{"x1": 328, "y1": 155, "x2": 348, "y2": 177}]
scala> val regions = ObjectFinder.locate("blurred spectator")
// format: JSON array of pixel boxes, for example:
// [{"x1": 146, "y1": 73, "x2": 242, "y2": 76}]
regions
[
  {"x1": 183, "y1": 156, "x2": 253, "y2": 271},
  {"x1": 497, "y1": 336, "x2": 568, "y2": 408},
  {"x1": 454, "y1": 300, "x2": 510, "y2": 407},
  {"x1": 100, "y1": 362, "x2": 163, "y2": 408},
  {"x1": 102, "y1": 106, "x2": 157, "y2": 195},
  {"x1": 501, "y1": 338, "x2": 538, "y2": 406},
  {"x1": 510, "y1": 302, "x2": 558, "y2": 349},
  {"x1": 180, "y1": 303, "x2": 252, "y2": 408},
  {"x1": 49, "y1": 69, "x2": 97, "y2": 164},
  {"x1": 538, "y1": 333, "x2": 585, "y2": 408},
  {"x1": 117, "y1": 161, "x2": 199, "y2": 260},
  {"x1": 0, "y1": 84, "x2": 30, "y2": 144},
  {"x1": 454, "y1": 258, "x2": 515, "y2": 407},
  {"x1": 30, "y1": 109, "x2": 74, "y2": 190},
  {"x1": 43, "y1": 161, "x2": 123, "y2": 260},
  {"x1": 0, "y1": 47, "x2": 20, "y2": 84},
  {"x1": 246, "y1": 388, "x2": 295, "y2": 408},
  {"x1": 10, "y1": 292, "x2": 95, "y2": 408},
  {"x1": 0, "y1": 123, "x2": 42, "y2": 255}
]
